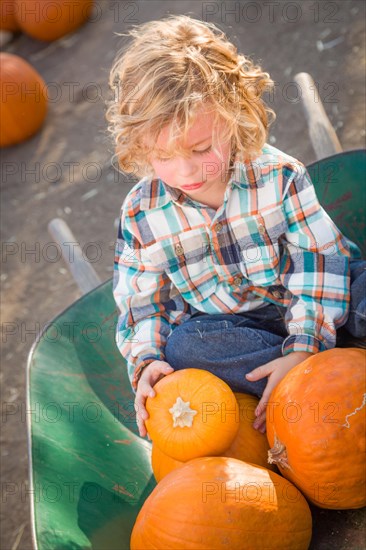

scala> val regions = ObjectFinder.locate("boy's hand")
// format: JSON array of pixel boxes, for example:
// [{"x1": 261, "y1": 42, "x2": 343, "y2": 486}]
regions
[
  {"x1": 134, "y1": 360, "x2": 174, "y2": 437},
  {"x1": 246, "y1": 351, "x2": 314, "y2": 434}
]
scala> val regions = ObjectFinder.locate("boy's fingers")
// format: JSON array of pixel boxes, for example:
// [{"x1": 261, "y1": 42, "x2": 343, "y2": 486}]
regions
[
  {"x1": 152, "y1": 363, "x2": 174, "y2": 377},
  {"x1": 134, "y1": 393, "x2": 149, "y2": 420},
  {"x1": 255, "y1": 380, "x2": 274, "y2": 417},
  {"x1": 136, "y1": 379, "x2": 153, "y2": 399},
  {"x1": 164, "y1": 365, "x2": 174, "y2": 373},
  {"x1": 139, "y1": 362, "x2": 173, "y2": 388},
  {"x1": 246, "y1": 363, "x2": 271, "y2": 381},
  {"x1": 134, "y1": 363, "x2": 174, "y2": 439},
  {"x1": 134, "y1": 399, "x2": 148, "y2": 437},
  {"x1": 259, "y1": 421, "x2": 267, "y2": 434},
  {"x1": 246, "y1": 356, "x2": 281, "y2": 382},
  {"x1": 253, "y1": 413, "x2": 266, "y2": 431},
  {"x1": 254, "y1": 408, "x2": 266, "y2": 423},
  {"x1": 137, "y1": 421, "x2": 147, "y2": 438}
]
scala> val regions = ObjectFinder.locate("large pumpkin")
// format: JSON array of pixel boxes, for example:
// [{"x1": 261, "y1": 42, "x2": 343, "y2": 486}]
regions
[
  {"x1": 0, "y1": 53, "x2": 48, "y2": 147},
  {"x1": 145, "y1": 369, "x2": 239, "y2": 462},
  {"x1": 14, "y1": 0, "x2": 94, "y2": 41},
  {"x1": 131, "y1": 456, "x2": 312, "y2": 550},
  {"x1": 267, "y1": 348, "x2": 366, "y2": 510},
  {"x1": 0, "y1": 0, "x2": 20, "y2": 31},
  {"x1": 151, "y1": 392, "x2": 277, "y2": 482}
]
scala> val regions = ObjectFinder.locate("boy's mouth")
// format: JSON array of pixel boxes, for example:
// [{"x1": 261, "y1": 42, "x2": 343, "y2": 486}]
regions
[{"x1": 181, "y1": 181, "x2": 205, "y2": 191}]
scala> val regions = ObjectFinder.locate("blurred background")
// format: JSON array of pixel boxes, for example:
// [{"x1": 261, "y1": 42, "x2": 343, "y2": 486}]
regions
[{"x1": 1, "y1": 1, "x2": 365, "y2": 548}]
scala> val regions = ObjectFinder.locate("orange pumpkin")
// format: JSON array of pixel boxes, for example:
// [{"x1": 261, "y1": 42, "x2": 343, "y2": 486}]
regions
[
  {"x1": 145, "y1": 369, "x2": 239, "y2": 462},
  {"x1": 224, "y1": 392, "x2": 277, "y2": 470},
  {"x1": 14, "y1": 0, "x2": 94, "y2": 41},
  {"x1": 151, "y1": 392, "x2": 277, "y2": 482},
  {"x1": 131, "y1": 456, "x2": 312, "y2": 550},
  {"x1": 151, "y1": 442, "x2": 182, "y2": 483},
  {"x1": 0, "y1": 53, "x2": 48, "y2": 147},
  {"x1": 267, "y1": 348, "x2": 366, "y2": 510},
  {"x1": 0, "y1": 0, "x2": 20, "y2": 31}
]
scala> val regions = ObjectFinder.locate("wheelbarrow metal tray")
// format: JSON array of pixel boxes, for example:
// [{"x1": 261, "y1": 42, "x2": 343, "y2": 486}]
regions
[
  {"x1": 27, "y1": 280, "x2": 156, "y2": 550},
  {"x1": 306, "y1": 149, "x2": 366, "y2": 258}
]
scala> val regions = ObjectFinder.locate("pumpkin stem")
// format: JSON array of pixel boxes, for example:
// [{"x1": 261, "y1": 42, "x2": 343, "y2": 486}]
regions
[
  {"x1": 169, "y1": 397, "x2": 197, "y2": 428},
  {"x1": 268, "y1": 434, "x2": 290, "y2": 469}
]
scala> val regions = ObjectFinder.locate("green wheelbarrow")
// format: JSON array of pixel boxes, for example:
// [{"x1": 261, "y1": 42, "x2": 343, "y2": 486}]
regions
[{"x1": 27, "y1": 73, "x2": 366, "y2": 549}]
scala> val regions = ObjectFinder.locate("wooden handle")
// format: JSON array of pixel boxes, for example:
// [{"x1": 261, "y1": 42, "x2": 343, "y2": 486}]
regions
[
  {"x1": 294, "y1": 72, "x2": 343, "y2": 159},
  {"x1": 48, "y1": 218, "x2": 102, "y2": 295}
]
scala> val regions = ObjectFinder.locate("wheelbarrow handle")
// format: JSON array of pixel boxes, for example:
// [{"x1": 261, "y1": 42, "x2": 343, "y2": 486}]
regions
[
  {"x1": 48, "y1": 218, "x2": 102, "y2": 295},
  {"x1": 294, "y1": 72, "x2": 343, "y2": 160}
]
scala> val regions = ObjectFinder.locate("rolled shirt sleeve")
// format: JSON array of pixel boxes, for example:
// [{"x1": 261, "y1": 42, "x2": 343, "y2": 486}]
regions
[
  {"x1": 113, "y1": 208, "x2": 192, "y2": 390},
  {"x1": 280, "y1": 166, "x2": 351, "y2": 355}
]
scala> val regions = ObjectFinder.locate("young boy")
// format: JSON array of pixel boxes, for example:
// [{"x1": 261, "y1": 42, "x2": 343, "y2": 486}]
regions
[{"x1": 107, "y1": 15, "x2": 365, "y2": 437}]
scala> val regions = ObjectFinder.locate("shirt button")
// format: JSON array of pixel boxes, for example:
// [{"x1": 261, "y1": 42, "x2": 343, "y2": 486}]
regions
[
  {"x1": 233, "y1": 276, "x2": 242, "y2": 286},
  {"x1": 175, "y1": 244, "x2": 184, "y2": 256},
  {"x1": 215, "y1": 222, "x2": 223, "y2": 232},
  {"x1": 272, "y1": 290, "x2": 282, "y2": 299},
  {"x1": 258, "y1": 223, "x2": 266, "y2": 235}
]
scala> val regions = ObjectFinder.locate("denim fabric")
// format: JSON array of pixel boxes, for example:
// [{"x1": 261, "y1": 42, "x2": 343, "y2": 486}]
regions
[
  {"x1": 343, "y1": 259, "x2": 366, "y2": 338},
  {"x1": 165, "y1": 259, "x2": 366, "y2": 397},
  {"x1": 165, "y1": 302, "x2": 288, "y2": 396}
]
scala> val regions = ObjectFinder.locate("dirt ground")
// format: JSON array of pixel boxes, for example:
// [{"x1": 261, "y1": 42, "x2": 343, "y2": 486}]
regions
[{"x1": 1, "y1": 1, "x2": 365, "y2": 548}]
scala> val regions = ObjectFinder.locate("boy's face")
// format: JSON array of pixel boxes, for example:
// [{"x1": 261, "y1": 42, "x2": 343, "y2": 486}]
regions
[{"x1": 148, "y1": 105, "x2": 232, "y2": 200}]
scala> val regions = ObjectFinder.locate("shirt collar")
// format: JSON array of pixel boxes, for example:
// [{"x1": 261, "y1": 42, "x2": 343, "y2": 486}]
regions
[{"x1": 139, "y1": 148, "x2": 266, "y2": 211}]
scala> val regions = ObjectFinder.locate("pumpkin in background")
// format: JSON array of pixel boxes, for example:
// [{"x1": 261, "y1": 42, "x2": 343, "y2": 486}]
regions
[
  {"x1": 0, "y1": 53, "x2": 48, "y2": 147},
  {"x1": 267, "y1": 348, "x2": 366, "y2": 510},
  {"x1": 0, "y1": 0, "x2": 20, "y2": 31},
  {"x1": 145, "y1": 369, "x2": 239, "y2": 462},
  {"x1": 14, "y1": 0, "x2": 94, "y2": 41},
  {"x1": 151, "y1": 392, "x2": 277, "y2": 482},
  {"x1": 131, "y1": 456, "x2": 312, "y2": 550}
]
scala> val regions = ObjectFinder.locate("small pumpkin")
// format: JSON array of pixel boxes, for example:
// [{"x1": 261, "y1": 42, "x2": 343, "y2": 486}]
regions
[
  {"x1": 0, "y1": 53, "x2": 48, "y2": 147},
  {"x1": 131, "y1": 456, "x2": 312, "y2": 550},
  {"x1": 0, "y1": 0, "x2": 20, "y2": 31},
  {"x1": 145, "y1": 369, "x2": 239, "y2": 462},
  {"x1": 14, "y1": 0, "x2": 94, "y2": 42},
  {"x1": 151, "y1": 392, "x2": 277, "y2": 482},
  {"x1": 267, "y1": 348, "x2": 366, "y2": 510}
]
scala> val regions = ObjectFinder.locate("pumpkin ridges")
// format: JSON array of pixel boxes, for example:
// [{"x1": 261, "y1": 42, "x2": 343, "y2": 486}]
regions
[
  {"x1": 267, "y1": 348, "x2": 366, "y2": 509},
  {"x1": 146, "y1": 369, "x2": 239, "y2": 462}
]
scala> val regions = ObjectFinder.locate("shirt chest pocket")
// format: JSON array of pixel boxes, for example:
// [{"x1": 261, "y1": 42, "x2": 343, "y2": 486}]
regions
[
  {"x1": 144, "y1": 228, "x2": 217, "y2": 300},
  {"x1": 230, "y1": 208, "x2": 287, "y2": 287}
]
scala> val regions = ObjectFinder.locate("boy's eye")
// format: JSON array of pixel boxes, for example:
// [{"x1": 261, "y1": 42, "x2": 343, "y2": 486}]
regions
[
  {"x1": 195, "y1": 145, "x2": 212, "y2": 155},
  {"x1": 156, "y1": 156, "x2": 171, "y2": 163},
  {"x1": 156, "y1": 145, "x2": 212, "y2": 162}
]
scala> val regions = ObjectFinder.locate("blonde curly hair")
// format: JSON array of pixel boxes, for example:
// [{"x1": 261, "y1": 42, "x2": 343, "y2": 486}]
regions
[{"x1": 106, "y1": 15, "x2": 276, "y2": 179}]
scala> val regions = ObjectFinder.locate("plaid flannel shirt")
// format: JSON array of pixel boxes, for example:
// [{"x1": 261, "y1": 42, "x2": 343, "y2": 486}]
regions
[{"x1": 113, "y1": 144, "x2": 351, "y2": 390}]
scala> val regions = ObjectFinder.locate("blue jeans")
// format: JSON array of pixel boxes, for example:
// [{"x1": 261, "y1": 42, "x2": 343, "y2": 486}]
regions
[
  {"x1": 345, "y1": 259, "x2": 366, "y2": 338},
  {"x1": 165, "y1": 260, "x2": 366, "y2": 397}
]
